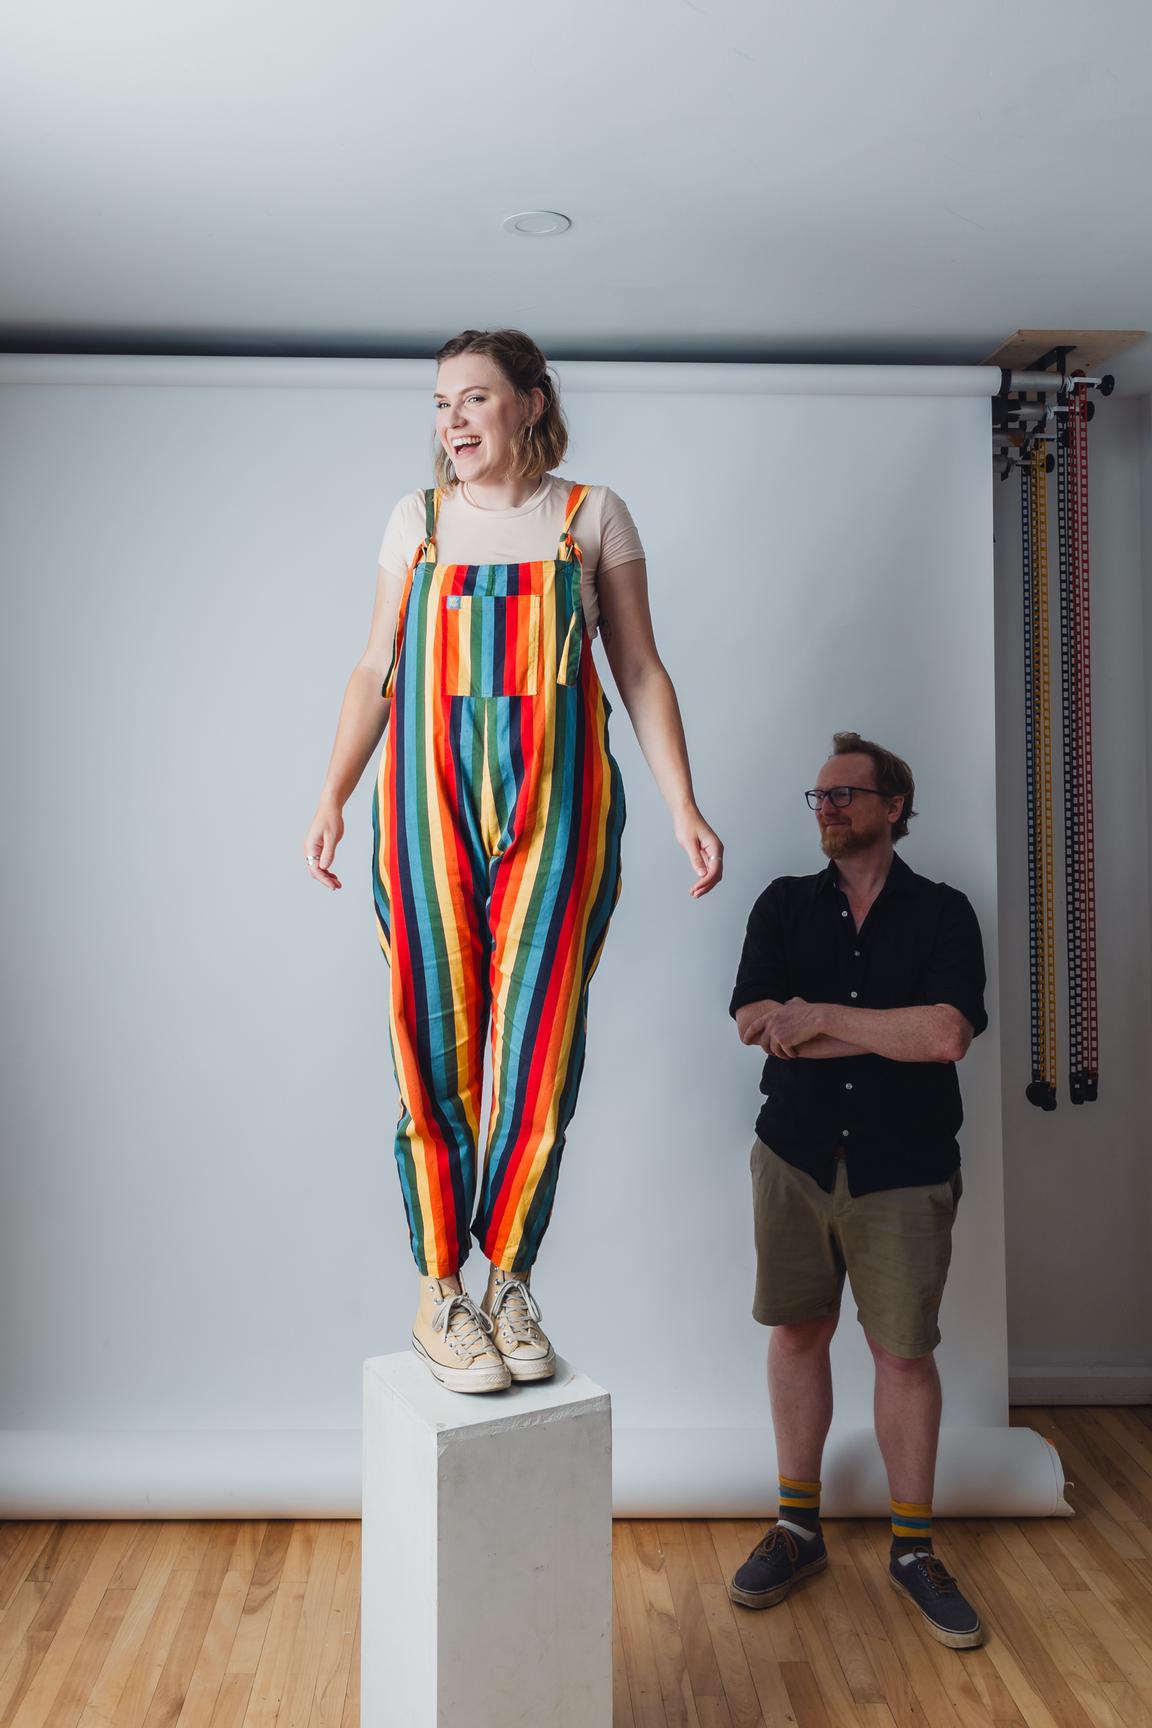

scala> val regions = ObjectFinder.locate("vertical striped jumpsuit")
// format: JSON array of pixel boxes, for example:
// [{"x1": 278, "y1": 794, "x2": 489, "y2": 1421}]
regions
[{"x1": 371, "y1": 483, "x2": 626, "y2": 1277}]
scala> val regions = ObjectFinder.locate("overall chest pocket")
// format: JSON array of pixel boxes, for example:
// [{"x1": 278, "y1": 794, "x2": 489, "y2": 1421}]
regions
[{"x1": 442, "y1": 594, "x2": 541, "y2": 697}]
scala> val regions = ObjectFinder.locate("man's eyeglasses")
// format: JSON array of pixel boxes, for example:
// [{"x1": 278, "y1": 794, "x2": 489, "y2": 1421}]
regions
[{"x1": 804, "y1": 786, "x2": 891, "y2": 811}]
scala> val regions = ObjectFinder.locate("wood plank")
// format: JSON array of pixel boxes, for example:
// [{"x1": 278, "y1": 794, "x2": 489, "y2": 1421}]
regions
[
  {"x1": 0, "y1": 1587, "x2": 53, "y2": 1708},
  {"x1": 1057, "y1": 1412, "x2": 1152, "y2": 1525},
  {"x1": 1040, "y1": 1420, "x2": 1147, "y2": 1559},
  {"x1": 614, "y1": 1522, "x2": 671, "y2": 1728},
  {"x1": 337, "y1": 1595, "x2": 359, "y2": 1728},
  {"x1": 1063, "y1": 1586, "x2": 1152, "y2": 1707},
  {"x1": 242, "y1": 1576, "x2": 305, "y2": 1727},
  {"x1": 83, "y1": 1523, "x2": 207, "y2": 1728},
  {"x1": 305, "y1": 1524, "x2": 359, "y2": 1728},
  {"x1": 778, "y1": 1659, "x2": 835, "y2": 1728},
  {"x1": 173, "y1": 1523, "x2": 267, "y2": 1728},
  {"x1": 139, "y1": 1521, "x2": 238, "y2": 1728},
  {"x1": 206, "y1": 1671, "x2": 255, "y2": 1728},
  {"x1": 76, "y1": 1522, "x2": 192, "y2": 1728},
  {"x1": 995, "y1": 1524, "x2": 1121, "y2": 1688},
  {"x1": 614, "y1": 1580, "x2": 638, "y2": 1728},
  {"x1": 981, "y1": 330, "x2": 1146, "y2": 372},
  {"x1": 831, "y1": 1529, "x2": 925, "y2": 1728},
  {"x1": 106, "y1": 1527, "x2": 163, "y2": 1593},
  {"x1": 657, "y1": 1522, "x2": 734, "y2": 1728},
  {"x1": 631, "y1": 1521, "x2": 702, "y2": 1728},
  {"x1": 946, "y1": 1527, "x2": 1091, "y2": 1728},
  {"x1": 1098, "y1": 1411, "x2": 1152, "y2": 1482},
  {"x1": 23, "y1": 1525, "x2": 91, "y2": 1587},
  {"x1": 224, "y1": 1522, "x2": 292, "y2": 1681},
  {"x1": 945, "y1": 1523, "x2": 1096, "y2": 1728},
  {"x1": 277, "y1": 1522, "x2": 344, "y2": 1728},
  {"x1": 0, "y1": 1530, "x2": 55, "y2": 1617},
  {"x1": 0, "y1": 1530, "x2": 32, "y2": 1573},
  {"x1": 0, "y1": 1525, "x2": 110, "y2": 1723},
  {"x1": 683, "y1": 1522, "x2": 766, "y2": 1728},
  {"x1": 241, "y1": 1528, "x2": 308, "y2": 1728},
  {"x1": 1019, "y1": 1520, "x2": 1088, "y2": 1593},
  {"x1": 6, "y1": 1524, "x2": 138, "y2": 1728},
  {"x1": 787, "y1": 1560, "x2": 894, "y2": 1728},
  {"x1": 706, "y1": 1523, "x2": 803, "y2": 1728},
  {"x1": 23, "y1": 1587, "x2": 133, "y2": 1728}
]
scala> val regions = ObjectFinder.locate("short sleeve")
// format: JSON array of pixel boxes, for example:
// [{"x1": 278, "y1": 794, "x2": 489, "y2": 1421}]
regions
[
  {"x1": 377, "y1": 491, "x2": 426, "y2": 583},
  {"x1": 597, "y1": 488, "x2": 645, "y2": 571},
  {"x1": 924, "y1": 891, "x2": 989, "y2": 1037},
  {"x1": 730, "y1": 884, "x2": 791, "y2": 1016}
]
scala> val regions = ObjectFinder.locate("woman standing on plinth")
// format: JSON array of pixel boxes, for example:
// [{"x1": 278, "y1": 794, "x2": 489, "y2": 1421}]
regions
[{"x1": 304, "y1": 329, "x2": 723, "y2": 1392}]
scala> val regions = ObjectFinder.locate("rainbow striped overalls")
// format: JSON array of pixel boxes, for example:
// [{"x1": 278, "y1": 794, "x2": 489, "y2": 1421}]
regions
[{"x1": 371, "y1": 483, "x2": 626, "y2": 1276}]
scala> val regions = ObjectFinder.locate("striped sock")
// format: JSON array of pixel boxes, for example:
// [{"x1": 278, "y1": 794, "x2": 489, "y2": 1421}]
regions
[
  {"x1": 778, "y1": 1473, "x2": 821, "y2": 1535},
  {"x1": 890, "y1": 1499, "x2": 933, "y2": 1553}
]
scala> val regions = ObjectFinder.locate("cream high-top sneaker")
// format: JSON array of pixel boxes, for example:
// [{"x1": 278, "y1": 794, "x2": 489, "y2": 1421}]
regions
[
  {"x1": 411, "y1": 1273, "x2": 511, "y2": 1394},
  {"x1": 481, "y1": 1266, "x2": 556, "y2": 1382}
]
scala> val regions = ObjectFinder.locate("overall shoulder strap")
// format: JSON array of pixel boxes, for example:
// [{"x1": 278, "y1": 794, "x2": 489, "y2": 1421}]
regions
[{"x1": 556, "y1": 482, "x2": 590, "y2": 561}]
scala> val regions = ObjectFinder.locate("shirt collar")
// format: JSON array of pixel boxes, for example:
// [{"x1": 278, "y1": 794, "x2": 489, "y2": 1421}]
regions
[{"x1": 818, "y1": 851, "x2": 917, "y2": 901}]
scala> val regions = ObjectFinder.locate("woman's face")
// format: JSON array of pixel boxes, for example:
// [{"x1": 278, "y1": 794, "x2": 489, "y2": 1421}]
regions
[{"x1": 434, "y1": 353, "x2": 540, "y2": 485}]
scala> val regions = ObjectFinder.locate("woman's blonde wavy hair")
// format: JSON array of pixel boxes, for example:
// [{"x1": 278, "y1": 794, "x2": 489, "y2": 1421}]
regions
[{"x1": 432, "y1": 328, "x2": 568, "y2": 491}]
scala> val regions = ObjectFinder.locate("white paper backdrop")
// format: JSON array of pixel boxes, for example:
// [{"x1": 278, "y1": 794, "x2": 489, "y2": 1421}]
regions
[{"x1": 0, "y1": 357, "x2": 1064, "y2": 1514}]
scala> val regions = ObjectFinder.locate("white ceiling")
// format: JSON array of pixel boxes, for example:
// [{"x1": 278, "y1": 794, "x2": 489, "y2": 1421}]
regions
[{"x1": 4, "y1": 0, "x2": 1152, "y2": 388}]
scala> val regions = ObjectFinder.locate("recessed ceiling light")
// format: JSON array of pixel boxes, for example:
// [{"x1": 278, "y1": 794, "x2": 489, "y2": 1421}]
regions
[{"x1": 502, "y1": 210, "x2": 572, "y2": 237}]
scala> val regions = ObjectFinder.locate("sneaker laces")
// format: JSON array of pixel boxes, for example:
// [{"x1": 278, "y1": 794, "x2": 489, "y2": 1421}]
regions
[
  {"x1": 751, "y1": 1525, "x2": 800, "y2": 1566},
  {"x1": 431, "y1": 1292, "x2": 495, "y2": 1362},
  {"x1": 488, "y1": 1277, "x2": 544, "y2": 1345},
  {"x1": 911, "y1": 1551, "x2": 958, "y2": 1595}
]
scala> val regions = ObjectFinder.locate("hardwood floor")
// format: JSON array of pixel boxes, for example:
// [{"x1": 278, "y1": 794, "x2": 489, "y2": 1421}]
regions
[{"x1": 1, "y1": 1409, "x2": 1150, "y2": 1726}]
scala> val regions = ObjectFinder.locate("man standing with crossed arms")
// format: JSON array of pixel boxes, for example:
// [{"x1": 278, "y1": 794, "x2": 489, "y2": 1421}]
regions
[{"x1": 727, "y1": 731, "x2": 987, "y2": 1648}]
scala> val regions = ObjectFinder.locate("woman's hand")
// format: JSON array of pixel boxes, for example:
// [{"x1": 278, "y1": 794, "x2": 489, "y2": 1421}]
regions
[
  {"x1": 303, "y1": 800, "x2": 345, "y2": 891},
  {"x1": 674, "y1": 806, "x2": 724, "y2": 899}
]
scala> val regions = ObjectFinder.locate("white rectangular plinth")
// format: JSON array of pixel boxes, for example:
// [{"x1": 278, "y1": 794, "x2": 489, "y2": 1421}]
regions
[{"x1": 362, "y1": 1353, "x2": 612, "y2": 1728}]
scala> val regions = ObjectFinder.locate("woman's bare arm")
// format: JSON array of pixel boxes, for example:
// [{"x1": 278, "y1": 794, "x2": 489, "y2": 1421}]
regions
[
  {"x1": 303, "y1": 566, "x2": 404, "y2": 888},
  {"x1": 597, "y1": 559, "x2": 723, "y2": 897}
]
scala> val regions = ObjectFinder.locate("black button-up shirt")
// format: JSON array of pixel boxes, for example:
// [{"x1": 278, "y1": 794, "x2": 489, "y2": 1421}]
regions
[{"x1": 730, "y1": 853, "x2": 988, "y2": 1195}]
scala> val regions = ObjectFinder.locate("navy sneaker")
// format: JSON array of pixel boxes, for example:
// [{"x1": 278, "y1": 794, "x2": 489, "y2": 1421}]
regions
[
  {"x1": 888, "y1": 1548, "x2": 984, "y2": 1648},
  {"x1": 728, "y1": 1523, "x2": 828, "y2": 1609}
]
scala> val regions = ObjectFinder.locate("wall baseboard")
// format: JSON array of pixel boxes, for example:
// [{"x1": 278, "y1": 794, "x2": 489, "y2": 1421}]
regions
[{"x1": 1009, "y1": 1366, "x2": 1152, "y2": 1405}]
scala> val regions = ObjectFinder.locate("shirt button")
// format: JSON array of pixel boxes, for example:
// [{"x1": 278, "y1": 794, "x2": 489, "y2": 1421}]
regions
[
  {"x1": 854, "y1": 950, "x2": 861, "y2": 957},
  {"x1": 842, "y1": 1129, "x2": 850, "y2": 1138},
  {"x1": 845, "y1": 1082, "x2": 853, "y2": 1091},
  {"x1": 850, "y1": 991, "x2": 858, "y2": 999},
  {"x1": 841, "y1": 910, "x2": 848, "y2": 918}
]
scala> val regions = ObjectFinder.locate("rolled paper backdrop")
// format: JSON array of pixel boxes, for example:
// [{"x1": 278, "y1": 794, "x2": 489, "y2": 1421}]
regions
[
  {"x1": 611, "y1": 1426, "x2": 1070, "y2": 1519},
  {"x1": 0, "y1": 1424, "x2": 1068, "y2": 1520},
  {"x1": 0, "y1": 356, "x2": 1049, "y2": 1516}
]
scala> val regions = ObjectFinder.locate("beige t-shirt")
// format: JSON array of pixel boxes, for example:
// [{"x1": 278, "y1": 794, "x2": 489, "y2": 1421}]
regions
[{"x1": 376, "y1": 474, "x2": 645, "y2": 641}]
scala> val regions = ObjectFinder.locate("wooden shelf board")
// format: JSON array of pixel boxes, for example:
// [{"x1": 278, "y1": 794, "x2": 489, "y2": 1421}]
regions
[{"x1": 982, "y1": 328, "x2": 1146, "y2": 372}]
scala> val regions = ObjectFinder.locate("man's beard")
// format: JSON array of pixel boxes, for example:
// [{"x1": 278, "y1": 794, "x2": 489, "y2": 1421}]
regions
[{"x1": 820, "y1": 821, "x2": 879, "y2": 859}]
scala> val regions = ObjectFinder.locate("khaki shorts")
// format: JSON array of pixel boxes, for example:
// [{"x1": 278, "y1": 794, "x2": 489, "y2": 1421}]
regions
[{"x1": 750, "y1": 1139, "x2": 962, "y2": 1358}]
